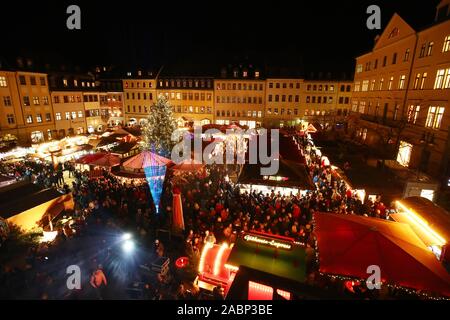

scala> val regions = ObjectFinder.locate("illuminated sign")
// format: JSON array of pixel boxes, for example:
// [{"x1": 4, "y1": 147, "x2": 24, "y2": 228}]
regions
[{"x1": 243, "y1": 234, "x2": 292, "y2": 250}]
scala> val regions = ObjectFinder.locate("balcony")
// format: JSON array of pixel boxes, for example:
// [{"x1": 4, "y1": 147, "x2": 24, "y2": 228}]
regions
[{"x1": 360, "y1": 114, "x2": 405, "y2": 129}]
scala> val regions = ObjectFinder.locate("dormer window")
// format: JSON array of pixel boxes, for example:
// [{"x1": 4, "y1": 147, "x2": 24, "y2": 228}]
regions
[
  {"x1": 388, "y1": 27, "x2": 399, "y2": 39},
  {"x1": 255, "y1": 71, "x2": 260, "y2": 78}
]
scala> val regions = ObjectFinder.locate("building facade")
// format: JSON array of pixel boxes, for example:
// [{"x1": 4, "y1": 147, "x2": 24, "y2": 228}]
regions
[
  {"x1": 214, "y1": 66, "x2": 265, "y2": 128},
  {"x1": 122, "y1": 72, "x2": 157, "y2": 126},
  {"x1": 157, "y1": 77, "x2": 214, "y2": 127},
  {"x1": 350, "y1": 0, "x2": 450, "y2": 184},
  {"x1": 0, "y1": 70, "x2": 55, "y2": 143}
]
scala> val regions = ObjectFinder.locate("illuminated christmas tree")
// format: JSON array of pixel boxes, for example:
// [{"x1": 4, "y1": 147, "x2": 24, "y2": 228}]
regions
[{"x1": 141, "y1": 94, "x2": 177, "y2": 158}]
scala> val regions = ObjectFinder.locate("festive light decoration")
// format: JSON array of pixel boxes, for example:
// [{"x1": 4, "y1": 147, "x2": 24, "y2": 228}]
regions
[
  {"x1": 214, "y1": 243, "x2": 229, "y2": 276},
  {"x1": 141, "y1": 94, "x2": 177, "y2": 158},
  {"x1": 276, "y1": 289, "x2": 292, "y2": 300},
  {"x1": 224, "y1": 264, "x2": 239, "y2": 272},
  {"x1": 198, "y1": 242, "x2": 214, "y2": 273}
]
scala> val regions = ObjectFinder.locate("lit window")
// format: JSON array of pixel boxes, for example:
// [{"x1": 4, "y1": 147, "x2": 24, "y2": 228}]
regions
[
  {"x1": 379, "y1": 78, "x2": 384, "y2": 90},
  {"x1": 42, "y1": 96, "x2": 49, "y2": 105},
  {"x1": 361, "y1": 80, "x2": 369, "y2": 92},
  {"x1": 56, "y1": 112, "x2": 62, "y2": 121},
  {"x1": 36, "y1": 114, "x2": 42, "y2": 123},
  {"x1": 354, "y1": 81, "x2": 360, "y2": 92},
  {"x1": 397, "y1": 141, "x2": 413, "y2": 167},
  {"x1": 26, "y1": 114, "x2": 33, "y2": 123},
  {"x1": 420, "y1": 73, "x2": 427, "y2": 89},
  {"x1": 404, "y1": 48, "x2": 410, "y2": 61},
  {"x1": 407, "y1": 105, "x2": 420, "y2": 124},
  {"x1": 426, "y1": 42, "x2": 434, "y2": 56},
  {"x1": 398, "y1": 75, "x2": 406, "y2": 90},
  {"x1": 356, "y1": 64, "x2": 363, "y2": 73},
  {"x1": 388, "y1": 76, "x2": 394, "y2": 90},
  {"x1": 71, "y1": 111, "x2": 77, "y2": 119},
  {"x1": 63, "y1": 79, "x2": 68, "y2": 87},
  {"x1": 65, "y1": 112, "x2": 70, "y2": 120},
  {"x1": 413, "y1": 73, "x2": 421, "y2": 89},
  {"x1": 425, "y1": 106, "x2": 445, "y2": 129},
  {"x1": 443, "y1": 35, "x2": 450, "y2": 52},
  {"x1": 0, "y1": 76, "x2": 7, "y2": 87},
  {"x1": 434, "y1": 69, "x2": 446, "y2": 89}
]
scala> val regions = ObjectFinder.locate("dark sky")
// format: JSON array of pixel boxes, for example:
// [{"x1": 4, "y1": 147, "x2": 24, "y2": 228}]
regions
[{"x1": 0, "y1": 0, "x2": 438, "y2": 75}]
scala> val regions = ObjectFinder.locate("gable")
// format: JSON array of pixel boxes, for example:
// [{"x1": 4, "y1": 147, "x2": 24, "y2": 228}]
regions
[{"x1": 374, "y1": 13, "x2": 416, "y2": 50}]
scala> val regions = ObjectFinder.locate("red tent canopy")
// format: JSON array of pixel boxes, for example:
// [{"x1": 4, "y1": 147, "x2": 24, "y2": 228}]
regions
[
  {"x1": 74, "y1": 152, "x2": 107, "y2": 165},
  {"x1": 122, "y1": 151, "x2": 173, "y2": 170},
  {"x1": 89, "y1": 153, "x2": 121, "y2": 168},
  {"x1": 314, "y1": 213, "x2": 450, "y2": 297}
]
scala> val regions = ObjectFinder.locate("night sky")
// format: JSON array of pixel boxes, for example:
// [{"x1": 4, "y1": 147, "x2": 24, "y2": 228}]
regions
[{"x1": 0, "y1": 0, "x2": 438, "y2": 75}]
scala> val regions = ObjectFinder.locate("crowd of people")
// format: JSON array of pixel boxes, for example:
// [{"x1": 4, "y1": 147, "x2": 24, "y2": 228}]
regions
[{"x1": 0, "y1": 131, "x2": 397, "y2": 300}]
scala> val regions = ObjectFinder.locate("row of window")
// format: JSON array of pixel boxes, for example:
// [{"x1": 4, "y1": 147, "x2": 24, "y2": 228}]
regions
[
  {"x1": 267, "y1": 108, "x2": 299, "y2": 116},
  {"x1": 357, "y1": 35, "x2": 450, "y2": 74},
  {"x1": 85, "y1": 109, "x2": 108, "y2": 117},
  {"x1": 354, "y1": 100, "x2": 445, "y2": 130},
  {"x1": 161, "y1": 92, "x2": 212, "y2": 101},
  {"x1": 83, "y1": 94, "x2": 99, "y2": 103},
  {"x1": 124, "y1": 81, "x2": 154, "y2": 89},
  {"x1": 216, "y1": 96, "x2": 263, "y2": 104},
  {"x1": 22, "y1": 96, "x2": 50, "y2": 106},
  {"x1": 125, "y1": 92, "x2": 154, "y2": 101},
  {"x1": 406, "y1": 105, "x2": 445, "y2": 129},
  {"x1": 355, "y1": 68, "x2": 450, "y2": 92},
  {"x1": 62, "y1": 79, "x2": 95, "y2": 88},
  {"x1": 173, "y1": 106, "x2": 213, "y2": 114},
  {"x1": 25, "y1": 113, "x2": 52, "y2": 124},
  {"x1": 158, "y1": 79, "x2": 213, "y2": 89},
  {"x1": 306, "y1": 96, "x2": 335, "y2": 104},
  {"x1": 216, "y1": 82, "x2": 264, "y2": 91},
  {"x1": 268, "y1": 95, "x2": 300, "y2": 103},
  {"x1": 216, "y1": 110, "x2": 263, "y2": 118},
  {"x1": 55, "y1": 111, "x2": 84, "y2": 120},
  {"x1": 54, "y1": 95, "x2": 82, "y2": 104},
  {"x1": 268, "y1": 82, "x2": 301, "y2": 89},
  {"x1": 18, "y1": 75, "x2": 47, "y2": 86}
]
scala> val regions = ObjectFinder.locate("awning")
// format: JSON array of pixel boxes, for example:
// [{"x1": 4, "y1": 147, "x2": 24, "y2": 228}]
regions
[{"x1": 226, "y1": 232, "x2": 306, "y2": 283}]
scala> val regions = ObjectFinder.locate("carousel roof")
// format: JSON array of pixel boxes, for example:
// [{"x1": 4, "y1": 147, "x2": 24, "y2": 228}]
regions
[{"x1": 122, "y1": 151, "x2": 173, "y2": 170}]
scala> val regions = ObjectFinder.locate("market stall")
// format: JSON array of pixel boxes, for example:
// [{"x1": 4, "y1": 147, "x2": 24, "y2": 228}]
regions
[
  {"x1": 392, "y1": 197, "x2": 450, "y2": 262},
  {"x1": 237, "y1": 159, "x2": 315, "y2": 196},
  {"x1": 313, "y1": 212, "x2": 450, "y2": 299}
]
